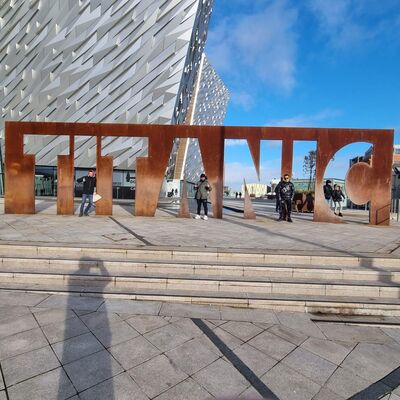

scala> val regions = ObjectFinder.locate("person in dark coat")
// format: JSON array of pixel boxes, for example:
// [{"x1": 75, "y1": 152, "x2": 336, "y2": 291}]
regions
[
  {"x1": 332, "y1": 184, "x2": 345, "y2": 217},
  {"x1": 323, "y1": 180, "x2": 334, "y2": 207},
  {"x1": 194, "y1": 173, "x2": 212, "y2": 220},
  {"x1": 77, "y1": 169, "x2": 96, "y2": 217},
  {"x1": 274, "y1": 177, "x2": 283, "y2": 219},
  {"x1": 277, "y1": 174, "x2": 295, "y2": 222}
]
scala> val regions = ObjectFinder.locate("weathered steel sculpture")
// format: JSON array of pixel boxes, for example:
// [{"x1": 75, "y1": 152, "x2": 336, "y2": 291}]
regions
[
  {"x1": 177, "y1": 178, "x2": 190, "y2": 218},
  {"x1": 243, "y1": 179, "x2": 256, "y2": 220},
  {"x1": 4, "y1": 121, "x2": 394, "y2": 225}
]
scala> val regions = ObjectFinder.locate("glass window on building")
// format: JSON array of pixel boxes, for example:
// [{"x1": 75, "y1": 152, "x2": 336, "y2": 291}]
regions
[{"x1": 35, "y1": 166, "x2": 57, "y2": 196}]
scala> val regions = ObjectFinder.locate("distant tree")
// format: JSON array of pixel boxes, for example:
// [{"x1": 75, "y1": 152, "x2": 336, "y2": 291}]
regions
[{"x1": 303, "y1": 150, "x2": 317, "y2": 191}]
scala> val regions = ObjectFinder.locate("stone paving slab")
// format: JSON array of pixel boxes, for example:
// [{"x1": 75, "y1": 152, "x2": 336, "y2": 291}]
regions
[
  {"x1": 0, "y1": 290, "x2": 399, "y2": 399},
  {"x1": 1, "y1": 198, "x2": 399, "y2": 256}
]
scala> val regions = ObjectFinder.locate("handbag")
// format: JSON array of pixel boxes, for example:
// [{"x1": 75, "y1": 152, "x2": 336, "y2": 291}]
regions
[{"x1": 93, "y1": 192, "x2": 102, "y2": 202}]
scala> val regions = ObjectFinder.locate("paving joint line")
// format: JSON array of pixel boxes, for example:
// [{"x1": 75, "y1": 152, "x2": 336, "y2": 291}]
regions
[
  {"x1": 192, "y1": 318, "x2": 280, "y2": 400},
  {"x1": 108, "y1": 217, "x2": 153, "y2": 246},
  {"x1": 0, "y1": 359, "x2": 10, "y2": 400}
]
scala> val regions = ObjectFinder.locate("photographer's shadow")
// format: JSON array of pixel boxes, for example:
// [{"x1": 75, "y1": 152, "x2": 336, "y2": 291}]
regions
[{"x1": 57, "y1": 257, "x2": 116, "y2": 399}]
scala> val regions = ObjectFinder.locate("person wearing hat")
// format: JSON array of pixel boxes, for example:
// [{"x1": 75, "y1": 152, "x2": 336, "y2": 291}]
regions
[{"x1": 194, "y1": 173, "x2": 212, "y2": 220}]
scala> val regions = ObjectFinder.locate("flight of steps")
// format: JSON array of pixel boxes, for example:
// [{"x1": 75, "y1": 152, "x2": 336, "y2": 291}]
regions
[{"x1": 0, "y1": 243, "x2": 399, "y2": 316}]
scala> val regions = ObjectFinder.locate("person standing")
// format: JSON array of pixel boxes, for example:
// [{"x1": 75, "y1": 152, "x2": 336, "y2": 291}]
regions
[
  {"x1": 239, "y1": 192, "x2": 242, "y2": 199},
  {"x1": 275, "y1": 177, "x2": 283, "y2": 219},
  {"x1": 77, "y1": 169, "x2": 96, "y2": 217},
  {"x1": 332, "y1": 184, "x2": 345, "y2": 217},
  {"x1": 323, "y1": 180, "x2": 334, "y2": 207},
  {"x1": 194, "y1": 173, "x2": 212, "y2": 220},
  {"x1": 278, "y1": 174, "x2": 295, "y2": 222}
]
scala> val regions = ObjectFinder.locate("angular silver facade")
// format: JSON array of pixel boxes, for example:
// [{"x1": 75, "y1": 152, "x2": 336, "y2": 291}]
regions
[
  {"x1": 0, "y1": 0, "x2": 219, "y2": 171},
  {"x1": 182, "y1": 54, "x2": 230, "y2": 183}
]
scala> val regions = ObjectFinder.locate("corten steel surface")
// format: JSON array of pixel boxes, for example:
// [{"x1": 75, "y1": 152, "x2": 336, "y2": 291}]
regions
[
  {"x1": 177, "y1": 179, "x2": 190, "y2": 218},
  {"x1": 96, "y1": 136, "x2": 113, "y2": 216},
  {"x1": 4, "y1": 121, "x2": 394, "y2": 225},
  {"x1": 57, "y1": 136, "x2": 74, "y2": 215},
  {"x1": 281, "y1": 139, "x2": 293, "y2": 178},
  {"x1": 243, "y1": 179, "x2": 256, "y2": 220},
  {"x1": 4, "y1": 123, "x2": 35, "y2": 214}
]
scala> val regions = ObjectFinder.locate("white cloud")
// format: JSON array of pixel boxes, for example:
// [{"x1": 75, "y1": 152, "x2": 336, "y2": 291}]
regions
[
  {"x1": 225, "y1": 139, "x2": 282, "y2": 148},
  {"x1": 225, "y1": 139, "x2": 247, "y2": 147},
  {"x1": 224, "y1": 161, "x2": 282, "y2": 190},
  {"x1": 307, "y1": 0, "x2": 400, "y2": 49},
  {"x1": 267, "y1": 109, "x2": 342, "y2": 127},
  {"x1": 207, "y1": 0, "x2": 298, "y2": 94},
  {"x1": 229, "y1": 91, "x2": 255, "y2": 111}
]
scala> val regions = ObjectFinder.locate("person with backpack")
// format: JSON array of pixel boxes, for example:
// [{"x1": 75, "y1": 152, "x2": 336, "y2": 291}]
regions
[
  {"x1": 77, "y1": 169, "x2": 96, "y2": 217},
  {"x1": 277, "y1": 174, "x2": 295, "y2": 222},
  {"x1": 332, "y1": 184, "x2": 345, "y2": 217},
  {"x1": 194, "y1": 173, "x2": 212, "y2": 220}
]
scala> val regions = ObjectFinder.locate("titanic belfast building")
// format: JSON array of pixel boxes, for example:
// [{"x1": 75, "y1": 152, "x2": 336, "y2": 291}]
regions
[{"x1": 0, "y1": 0, "x2": 229, "y2": 198}]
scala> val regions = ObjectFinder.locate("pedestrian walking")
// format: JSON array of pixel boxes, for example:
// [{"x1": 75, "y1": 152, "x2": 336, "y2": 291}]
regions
[
  {"x1": 332, "y1": 184, "x2": 345, "y2": 217},
  {"x1": 77, "y1": 169, "x2": 96, "y2": 217},
  {"x1": 277, "y1": 174, "x2": 294, "y2": 222},
  {"x1": 194, "y1": 173, "x2": 212, "y2": 220},
  {"x1": 239, "y1": 192, "x2": 242, "y2": 199}
]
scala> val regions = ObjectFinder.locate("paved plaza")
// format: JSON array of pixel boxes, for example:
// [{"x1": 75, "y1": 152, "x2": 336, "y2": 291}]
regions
[
  {"x1": 1, "y1": 198, "x2": 400, "y2": 399},
  {"x1": 0, "y1": 198, "x2": 399, "y2": 256},
  {"x1": 0, "y1": 291, "x2": 400, "y2": 400}
]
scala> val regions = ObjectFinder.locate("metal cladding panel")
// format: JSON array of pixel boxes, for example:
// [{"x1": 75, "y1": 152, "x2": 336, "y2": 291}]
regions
[
  {"x1": 184, "y1": 56, "x2": 230, "y2": 183},
  {"x1": 0, "y1": 0, "x2": 215, "y2": 169}
]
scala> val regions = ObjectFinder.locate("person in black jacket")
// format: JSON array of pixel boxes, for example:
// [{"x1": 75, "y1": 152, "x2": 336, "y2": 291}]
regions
[
  {"x1": 278, "y1": 174, "x2": 295, "y2": 222},
  {"x1": 323, "y1": 180, "x2": 334, "y2": 207},
  {"x1": 332, "y1": 184, "x2": 345, "y2": 217},
  {"x1": 77, "y1": 169, "x2": 96, "y2": 217},
  {"x1": 274, "y1": 177, "x2": 283, "y2": 219}
]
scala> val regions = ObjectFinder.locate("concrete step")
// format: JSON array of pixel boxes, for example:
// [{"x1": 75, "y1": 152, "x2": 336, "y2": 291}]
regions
[
  {"x1": 1, "y1": 256, "x2": 399, "y2": 283},
  {"x1": 0, "y1": 269, "x2": 399, "y2": 299},
  {"x1": 1, "y1": 243, "x2": 399, "y2": 316},
  {"x1": 1, "y1": 282, "x2": 400, "y2": 316},
  {"x1": 0, "y1": 243, "x2": 398, "y2": 268}
]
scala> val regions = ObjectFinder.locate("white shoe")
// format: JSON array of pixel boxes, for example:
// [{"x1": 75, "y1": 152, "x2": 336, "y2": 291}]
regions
[
  {"x1": 203, "y1": 215, "x2": 208, "y2": 220},
  {"x1": 195, "y1": 215, "x2": 201, "y2": 219}
]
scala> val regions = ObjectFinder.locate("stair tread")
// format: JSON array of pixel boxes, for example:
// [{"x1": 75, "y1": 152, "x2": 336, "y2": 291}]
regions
[
  {"x1": 1, "y1": 256, "x2": 399, "y2": 271},
  {"x1": 1, "y1": 282, "x2": 400, "y2": 305},
  {"x1": 0, "y1": 242, "x2": 398, "y2": 259},
  {"x1": 1, "y1": 268, "x2": 400, "y2": 287}
]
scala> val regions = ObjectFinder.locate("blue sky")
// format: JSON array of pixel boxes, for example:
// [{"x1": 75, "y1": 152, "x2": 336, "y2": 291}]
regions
[{"x1": 205, "y1": 0, "x2": 400, "y2": 190}]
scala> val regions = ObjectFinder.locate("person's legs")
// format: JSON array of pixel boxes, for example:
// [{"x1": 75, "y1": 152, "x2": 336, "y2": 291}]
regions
[
  {"x1": 286, "y1": 199, "x2": 293, "y2": 222},
  {"x1": 84, "y1": 194, "x2": 94, "y2": 215},
  {"x1": 277, "y1": 200, "x2": 283, "y2": 220},
  {"x1": 326, "y1": 198, "x2": 332, "y2": 209},
  {"x1": 281, "y1": 201, "x2": 287, "y2": 221},
  {"x1": 79, "y1": 194, "x2": 87, "y2": 216},
  {"x1": 338, "y1": 202, "x2": 343, "y2": 217},
  {"x1": 195, "y1": 199, "x2": 202, "y2": 218},
  {"x1": 333, "y1": 201, "x2": 338, "y2": 214},
  {"x1": 196, "y1": 199, "x2": 201, "y2": 215},
  {"x1": 202, "y1": 200, "x2": 208, "y2": 217}
]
